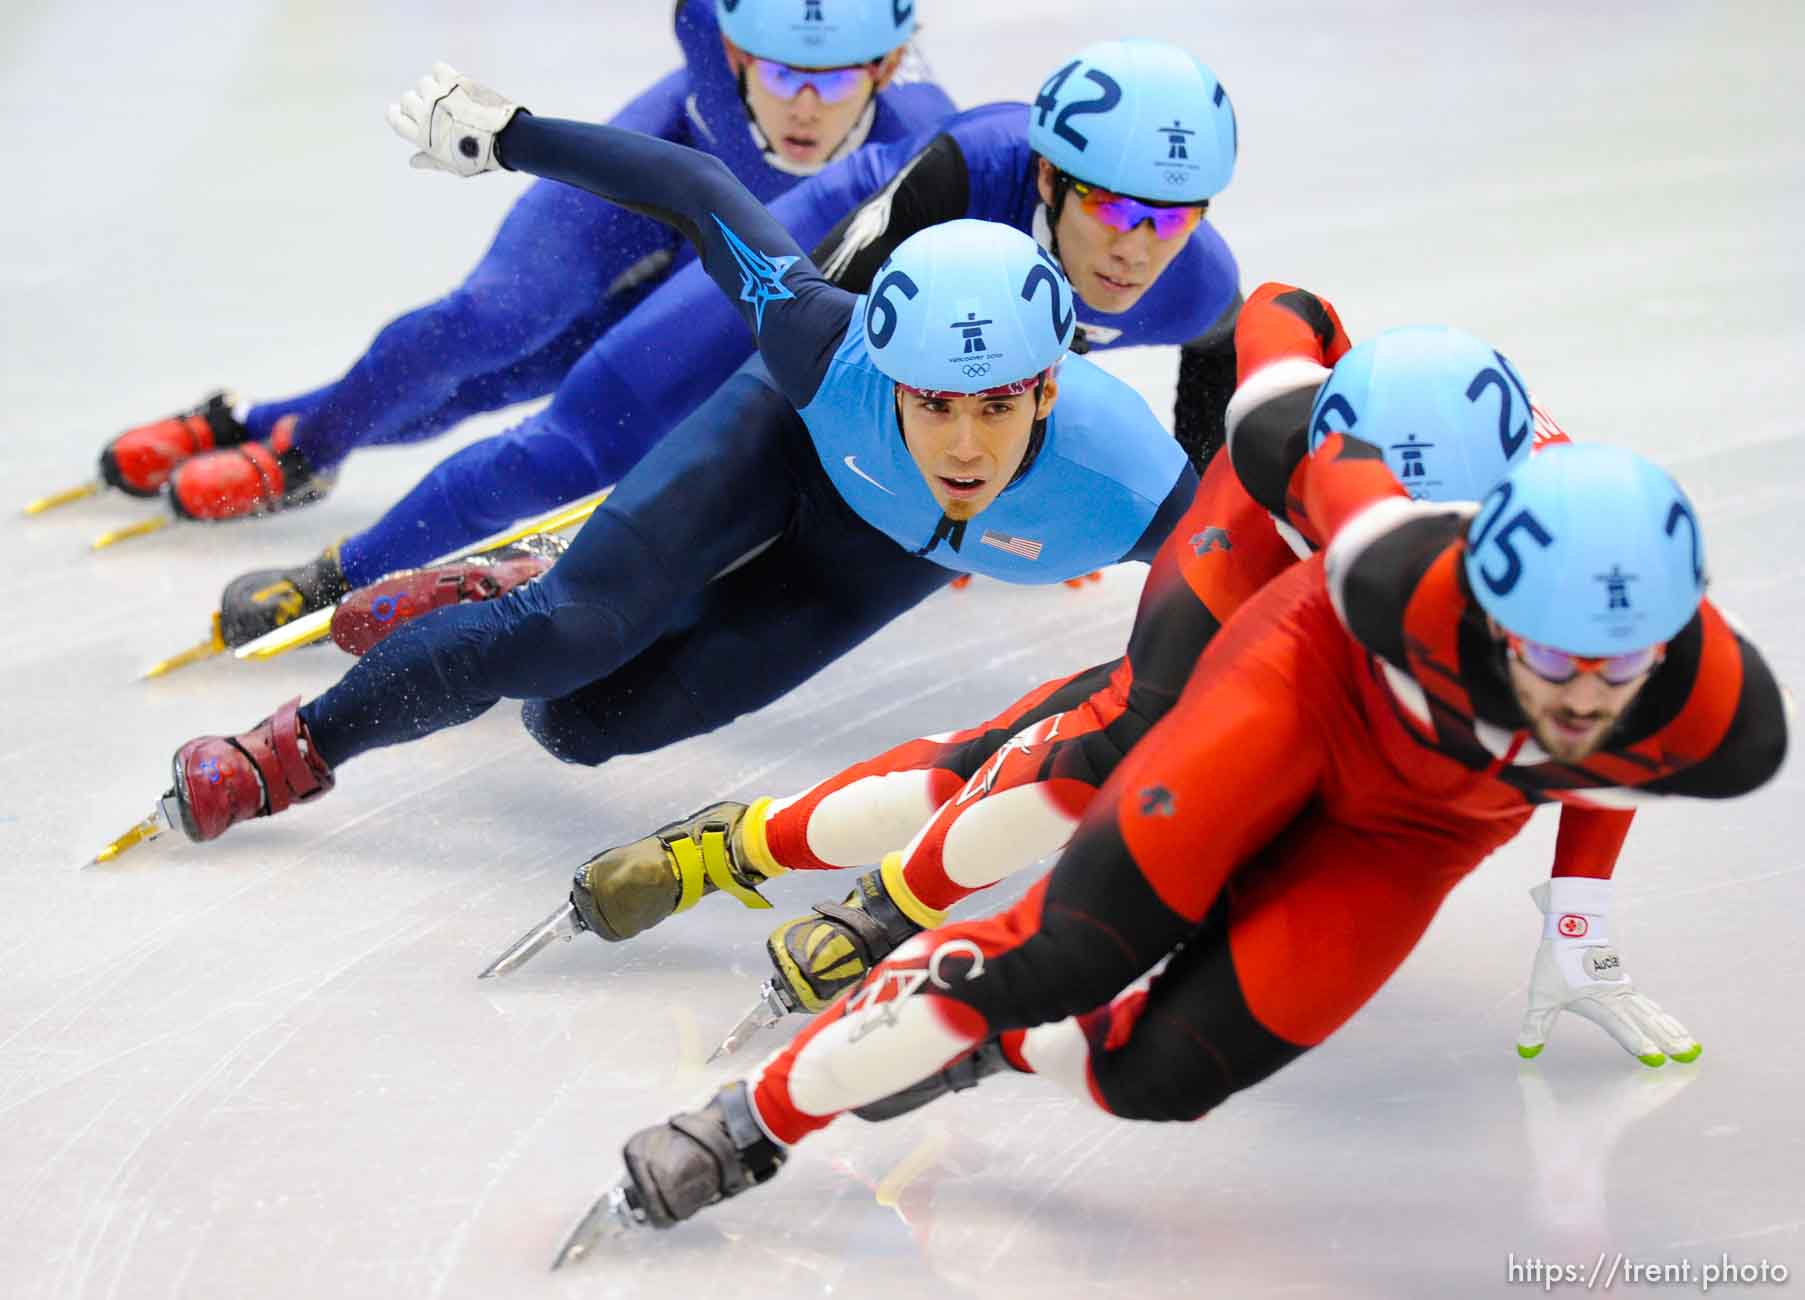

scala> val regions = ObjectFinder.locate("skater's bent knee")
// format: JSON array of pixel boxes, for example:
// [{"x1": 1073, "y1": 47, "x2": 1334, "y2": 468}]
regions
[{"x1": 522, "y1": 697, "x2": 617, "y2": 767}]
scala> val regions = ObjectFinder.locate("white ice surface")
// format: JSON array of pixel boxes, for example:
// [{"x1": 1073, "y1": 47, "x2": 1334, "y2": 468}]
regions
[{"x1": 3, "y1": 3, "x2": 1804, "y2": 1297}]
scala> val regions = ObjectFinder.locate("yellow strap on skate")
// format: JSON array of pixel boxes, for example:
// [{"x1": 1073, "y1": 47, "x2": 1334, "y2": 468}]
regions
[
  {"x1": 668, "y1": 829, "x2": 771, "y2": 913},
  {"x1": 671, "y1": 835, "x2": 708, "y2": 914},
  {"x1": 879, "y1": 851, "x2": 949, "y2": 930}
]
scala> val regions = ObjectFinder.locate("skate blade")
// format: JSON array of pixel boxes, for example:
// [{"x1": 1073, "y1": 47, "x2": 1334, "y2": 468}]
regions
[
  {"x1": 233, "y1": 606, "x2": 334, "y2": 661},
  {"x1": 82, "y1": 799, "x2": 175, "y2": 869},
  {"x1": 233, "y1": 490, "x2": 613, "y2": 662},
  {"x1": 140, "y1": 614, "x2": 227, "y2": 681},
  {"x1": 24, "y1": 480, "x2": 102, "y2": 516},
  {"x1": 706, "y1": 979, "x2": 794, "y2": 1063},
  {"x1": 477, "y1": 901, "x2": 584, "y2": 979},
  {"x1": 551, "y1": 1183, "x2": 646, "y2": 1268},
  {"x1": 91, "y1": 515, "x2": 172, "y2": 551}
]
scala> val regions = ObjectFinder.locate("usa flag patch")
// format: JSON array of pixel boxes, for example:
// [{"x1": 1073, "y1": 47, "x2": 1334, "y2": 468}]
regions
[{"x1": 980, "y1": 530, "x2": 1043, "y2": 560}]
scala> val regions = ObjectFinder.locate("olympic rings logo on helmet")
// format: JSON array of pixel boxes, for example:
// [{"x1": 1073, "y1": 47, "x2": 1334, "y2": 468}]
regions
[{"x1": 962, "y1": 363, "x2": 991, "y2": 378}]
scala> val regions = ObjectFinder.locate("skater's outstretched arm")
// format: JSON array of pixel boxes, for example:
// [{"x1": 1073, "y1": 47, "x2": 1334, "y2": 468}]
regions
[{"x1": 391, "y1": 65, "x2": 853, "y2": 410}]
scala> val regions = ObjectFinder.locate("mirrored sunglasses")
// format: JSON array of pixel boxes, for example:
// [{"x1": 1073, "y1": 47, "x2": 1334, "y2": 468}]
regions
[
  {"x1": 1070, "y1": 180, "x2": 1206, "y2": 241},
  {"x1": 752, "y1": 58, "x2": 873, "y2": 105},
  {"x1": 1506, "y1": 634, "x2": 1665, "y2": 686}
]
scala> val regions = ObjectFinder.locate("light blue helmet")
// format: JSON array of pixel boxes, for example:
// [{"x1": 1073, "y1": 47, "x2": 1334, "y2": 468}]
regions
[
  {"x1": 1465, "y1": 445, "x2": 1707, "y2": 655},
  {"x1": 716, "y1": 0, "x2": 915, "y2": 67},
  {"x1": 1308, "y1": 326, "x2": 1535, "y2": 504},
  {"x1": 863, "y1": 218, "x2": 1076, "y2": 393},
  {"x1": 1030, "y1": 39, "x2": 1236, "y2": 203}
]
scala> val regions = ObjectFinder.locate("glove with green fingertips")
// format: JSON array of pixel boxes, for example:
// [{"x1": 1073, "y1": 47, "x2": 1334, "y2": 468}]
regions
[{"x1": 1516, "y1": 876, "x2": 1700, "y2": 1068}]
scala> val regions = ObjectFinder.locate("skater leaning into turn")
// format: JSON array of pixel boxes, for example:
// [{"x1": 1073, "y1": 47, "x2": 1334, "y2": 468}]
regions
[
  {"x1": 556, "y1": 360, "x2": 1787, "y2": 1256},
  {"x1": 43, "y1": 0, "x2": 947, "y2": 528},
  {"x1": 115, "y1": 59, "x2": 1233, "y2": 857},
  {"x1": 206, "y1": 35, "x2": 1243, "y2": 650},
  {"x1": 496, "y1": 284, "x2": 1707, "y2": 1076}
]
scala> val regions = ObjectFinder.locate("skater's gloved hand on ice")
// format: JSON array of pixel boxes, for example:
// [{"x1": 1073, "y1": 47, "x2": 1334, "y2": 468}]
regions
[
  {"x1": 386, "y1": 63, "x2": 522, "y2": 177},
  {"x1": 1516, "y1": 877, "x2": 1699, "y2": 1068}
]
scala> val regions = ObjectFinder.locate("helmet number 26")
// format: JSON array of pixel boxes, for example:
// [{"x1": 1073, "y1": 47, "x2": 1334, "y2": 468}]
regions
[
  {"x1": 1470, "y1": 481, "x2": 1553, "y2": 597},
  {"x1": 1034, "y1": 60, "x2": 1123, "y2": 153},
  {"x1": 1021, "y1": 249, "x2": 1074, "y2": 342},
  {"x1": 1465, "y1": 351, "x2": 1532, "y2": 460},
  {"x1": 866, "y1": 269, "x2": 920, "y2": 349}
]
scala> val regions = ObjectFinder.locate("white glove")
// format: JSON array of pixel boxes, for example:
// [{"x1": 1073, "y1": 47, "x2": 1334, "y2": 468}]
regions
[
  {"x1": 1516, "y1": 877, "x2": 1699, "y2": 1067},
  {"x1": 385, "y1": 62, "x2": 521, "y2": 177}
]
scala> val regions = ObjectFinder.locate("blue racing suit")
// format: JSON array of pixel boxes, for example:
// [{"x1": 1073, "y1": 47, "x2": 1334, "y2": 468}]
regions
[
  {"x1": 298, "y1": 118, "x2": 1197, "y2": 771},
  {"x1": 242, "y1": 0, "x2": 952, "y2": 493},
  {"x1": 331, "y1": 102, "x2": 1239, "y2": 585}
]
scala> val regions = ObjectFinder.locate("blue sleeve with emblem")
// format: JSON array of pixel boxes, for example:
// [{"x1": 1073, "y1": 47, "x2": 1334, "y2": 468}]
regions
[{"x1": 496, "y1": 114, "x2": 854, "y2": 409}]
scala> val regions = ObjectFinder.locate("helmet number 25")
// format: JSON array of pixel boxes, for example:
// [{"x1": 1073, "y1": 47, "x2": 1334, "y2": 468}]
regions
[
  {"x1": 1034, "y1": 60, "x2": 1123, "y2": 153},
  {"x1": 1470, "y1": 481, "x2": 1553, "y2": 597}
]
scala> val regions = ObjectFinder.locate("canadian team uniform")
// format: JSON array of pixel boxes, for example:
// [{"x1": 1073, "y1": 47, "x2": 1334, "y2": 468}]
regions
[{"x1": 739, "y1": 289, "x2": 1787, "y2": 1140}]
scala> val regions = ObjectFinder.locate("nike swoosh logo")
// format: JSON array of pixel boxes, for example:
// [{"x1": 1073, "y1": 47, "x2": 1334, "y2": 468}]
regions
[{"x1": 843, "y1": 456, "x2": 895, "y2": 495}]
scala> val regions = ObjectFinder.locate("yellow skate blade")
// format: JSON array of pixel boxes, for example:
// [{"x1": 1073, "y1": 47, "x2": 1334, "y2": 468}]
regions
[
  {"x1": 233, "y1": 489, "x2": 611, "y2": 662},
  {"x1": 24, "y1": 480, "x2": 102, "y2": 516},
  {"x1": 91, "y1": 515, "x2": 172, "y2": 551},
  {"x1": 874, "y1": 1131, "x2": 950, "y2": 1208},
  {"x1": 468, "y1": 491, "x2": 608, "y2": 554},
  {"x1": 139, "y1": 613, "x2": 226, "y2": 680},
  {"x1": 83, "y1": 803, "x2": 174, "y2": 869},
  {"x1": 233, "y1": 607, "x2": 333, "y2": 661}
]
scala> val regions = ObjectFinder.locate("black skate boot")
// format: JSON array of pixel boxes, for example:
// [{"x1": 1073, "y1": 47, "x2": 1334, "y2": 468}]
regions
[
  {"x1": 478, "y1": 800, "x2": 782, "y2": 979},
  {"x1": 217, "y1": 545, "x2": 350, "y2": 648},
  {"x1": 767, "y1": 867, "x2": 924, "y2": 1013},
  {"x1": 853, "y1": 1039, "x2": 1014, "y2": 1122},
  {"x1": 552, "y1": 1082, "x2": 786, "y2": 1265}
]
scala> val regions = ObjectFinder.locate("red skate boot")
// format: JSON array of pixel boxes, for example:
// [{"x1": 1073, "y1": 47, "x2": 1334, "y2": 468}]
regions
[
  {"x1": 327, "y1": 535, "x2": 568, "y2": 655},
  {"x1": 98, "y1": 390, "x2": 249, "y2": 497},
  {"x1": 167, "y1": 414, "x2": 331, "y2": 521},
  {"x1": 167, "y1": 697, "x2": 334, "y2": 842}
]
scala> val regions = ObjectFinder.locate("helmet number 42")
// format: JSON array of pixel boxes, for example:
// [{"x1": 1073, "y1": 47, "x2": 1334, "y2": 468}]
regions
[{"x1": 1034, "y1": 61, "x2": 1123, "y2": 153}]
